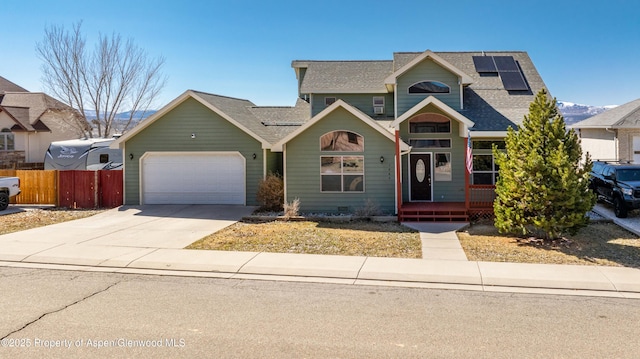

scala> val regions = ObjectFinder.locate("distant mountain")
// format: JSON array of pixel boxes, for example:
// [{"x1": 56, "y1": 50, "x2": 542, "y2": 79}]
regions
[
  {"x1": 557, "y1": 101, "x2": 616, "y2": 125},
  {"x1": 83, "y1": 110, "x2": 157, "y2": 120}
]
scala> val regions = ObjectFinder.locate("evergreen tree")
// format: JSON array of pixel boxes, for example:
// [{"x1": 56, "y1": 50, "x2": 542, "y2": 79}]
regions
[{"x1": 493, "y1": 89, "x2": 596, "y2": 240}]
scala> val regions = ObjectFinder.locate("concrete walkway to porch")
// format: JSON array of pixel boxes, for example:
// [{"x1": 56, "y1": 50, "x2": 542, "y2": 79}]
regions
[{"x1": 402, "y1": 222, "x2": 469, "y2": 261}]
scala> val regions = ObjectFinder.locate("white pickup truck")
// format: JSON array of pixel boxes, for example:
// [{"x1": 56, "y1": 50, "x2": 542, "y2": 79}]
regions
[{"x1": 0, "y1": 176, "x2": 21, "y2": 211}]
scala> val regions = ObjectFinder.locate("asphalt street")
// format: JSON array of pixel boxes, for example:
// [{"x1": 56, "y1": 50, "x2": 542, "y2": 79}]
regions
[{"x1": 1, "y1": 267, "x2": 639, "y2": 358}]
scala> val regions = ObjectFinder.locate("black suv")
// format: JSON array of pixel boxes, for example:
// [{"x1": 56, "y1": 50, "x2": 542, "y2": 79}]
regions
[{"x1": 590, "y1": 161, "x2": 640, "y2": 218}]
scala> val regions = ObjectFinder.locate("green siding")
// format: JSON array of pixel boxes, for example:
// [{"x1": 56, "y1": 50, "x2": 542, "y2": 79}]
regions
[
  {"x1": 266, "y1": 149, "x2": 283, "y2": 175},
  {"x1": 399, "y1": 107, "x2": 466, "y2": 202},
  {"x1": 311, "y1": 93, "x2": 394, "y2": 118},
  {"x1": 285, "y1": 107, "x2": 396, "y2": 214},
  {"x1": 396, "y1": 58, "x2": 461, "y2": 115},
  {"x1": 123, "y1": 97, "x2": 263, "y2": 205}
]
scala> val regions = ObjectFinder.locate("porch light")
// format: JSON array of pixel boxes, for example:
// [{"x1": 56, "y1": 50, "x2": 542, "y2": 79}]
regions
[
  {"x1": 252, "y1": 153, "x2": 257, "y2": 160},
  {"x1": 129, "y1": 153, "x2": 134, "y2": 160},
  {"x1": 380, "y1": 156, "x2": 384, "y2": 163}
]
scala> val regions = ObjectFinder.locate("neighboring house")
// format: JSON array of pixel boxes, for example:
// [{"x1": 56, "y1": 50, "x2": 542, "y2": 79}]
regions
[
  {"x1": 569, "y1": 98, "x2": 640, "y2": 164},
  {"x1": 113, "y1": 50, "x2": 549, "y2": 220},
  {"x1": 0, "y1": 76, "x2": 84, "y2": 168}
]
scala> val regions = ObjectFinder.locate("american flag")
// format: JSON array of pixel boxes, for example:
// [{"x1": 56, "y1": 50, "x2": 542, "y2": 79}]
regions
[{"x1": 466, "y1": 131, "x2": 473, "y2": 174}]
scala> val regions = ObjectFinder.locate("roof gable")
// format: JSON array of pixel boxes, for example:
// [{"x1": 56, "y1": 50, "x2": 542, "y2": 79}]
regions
[
  {"x1": 272, "y1": 99, "x2": 409, "y2": 152},
  {"x1": 385, "y1": 50, "x2": 474, "y2": 90},
  {"x1": 569, "y1": 98, "x2": 640, "y2": 129},
  {"x1": 0, "y1": 76, "x2": 28, "y2": 94},
  {"x1": 1, "y1": 106, "x2": 32, "y2": 131},
  {"x1": 113, "y1": 90, "x2": 272, "y2": 149},
  {"x1": 0, "y1": 92, "x2": 75, "y2": 130},
  {"x1": 391, "y1": 96, "x2": 474, "y2": 136}
]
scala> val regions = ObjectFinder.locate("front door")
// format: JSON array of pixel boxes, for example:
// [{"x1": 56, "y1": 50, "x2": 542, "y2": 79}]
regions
[{"x1": 410, "y1": 154, "x2": 431, "y2": 201}]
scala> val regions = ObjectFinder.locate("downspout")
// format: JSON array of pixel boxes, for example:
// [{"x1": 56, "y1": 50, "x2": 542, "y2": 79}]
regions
[
  {"x1": 605, "y1": 127, "x2": 618, "y2": 161},
  {"x1": 283, "y1": 143, "x2": 288, "y2": 204},
  {"x1": 395, "y1": 130, "x2": 402, "y2": 217},
  {"x1": 465, "y1": 133, "x2": 470, "y2": 212},
  {"x1": 263, "y1": 148, "x2": 267, "y2": 178}
]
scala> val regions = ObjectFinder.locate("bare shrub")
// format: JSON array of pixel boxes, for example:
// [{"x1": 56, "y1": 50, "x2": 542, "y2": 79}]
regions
[
  {"x1": 354, "y1": 199, "x2": 382, "y2": 217},
  {"x1": 283, "y1": 198, "x2": 301, "y2": 219},
  {"x1": 256, "y1": 173, "x2": 284, "y2": 212}
]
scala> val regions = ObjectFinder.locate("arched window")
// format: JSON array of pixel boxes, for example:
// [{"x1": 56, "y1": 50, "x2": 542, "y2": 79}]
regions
[
  {"x1": 408, "y1": 81, "x2": 450, "y2": 94},
  {"x1": 409, "y1": 113, "x2": 451, "y2": 134},
  {"x1": 320, "y1": 131, "x2": 364, "y2": 152},
  {"x1": 319, "y1": 131, "x2": 364, "y2": 192},
  {"x1": 0, "y1": 128, "x2": 14, "y2": 151}
]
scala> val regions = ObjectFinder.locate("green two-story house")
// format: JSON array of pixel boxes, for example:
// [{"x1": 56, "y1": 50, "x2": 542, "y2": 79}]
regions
[{"x1": 113, "y1": 50, "x2": 548, "y2": 221}]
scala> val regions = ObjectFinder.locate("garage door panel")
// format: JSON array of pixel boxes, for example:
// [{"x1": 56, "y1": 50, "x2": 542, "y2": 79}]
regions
[{"x1": 142, "y1": 153, "x2": 245, "y2": 205}]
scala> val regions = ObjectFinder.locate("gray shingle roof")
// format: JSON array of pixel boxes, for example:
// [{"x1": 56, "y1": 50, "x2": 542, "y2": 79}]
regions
[
  {"x1": 294, "y1": 60, "x2": 393, "y2": 94},
  {"x1": 437, "y1": 51, "x2": 548, "y2": 131},
  {"x1": 2, "y1": 106, "x2": 33, "y2": 131},
  {"x1": 166, "y1": 51, "x2": 550, "y2": 144},
  {"x1": 293, "y1": 51, "x2": 549, "y2": 132},
  {"x1": 1, "y1": 92, "x2": 72, "y2": 132},
  {"x1": 249, "y1": 98, "x2": 310, "y2": 140},
  {"x1": 0, "y1": 76, "x2": 28, "y2": 94},
  {"x1": 569, "y1": 98, "x2": 640, "y2": 129},
  {"x1": 192, "y1": 91, "x2": 310, "y2": 144}
]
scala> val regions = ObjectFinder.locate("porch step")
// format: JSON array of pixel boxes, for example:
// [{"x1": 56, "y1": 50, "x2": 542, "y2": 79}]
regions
[{"x1": 399, "y1": 210, "x2": 469, "y2": 222}]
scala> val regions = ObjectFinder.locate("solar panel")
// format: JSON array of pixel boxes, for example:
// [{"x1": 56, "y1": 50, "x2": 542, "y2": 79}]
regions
[
  {"x1": 500, "y1": 71, "x2": 529, "y2": 91},
  {"x1": 493, "y1": 56, "x2": 519, "y2": 72},
  {"x1": 472, "y1": 56, "x2": 497, "y2": 73}
]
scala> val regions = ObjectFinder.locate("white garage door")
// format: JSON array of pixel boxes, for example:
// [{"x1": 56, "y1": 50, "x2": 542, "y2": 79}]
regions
[{"x1": 141, "y1": 152, "x2": 245, "y2": 205}]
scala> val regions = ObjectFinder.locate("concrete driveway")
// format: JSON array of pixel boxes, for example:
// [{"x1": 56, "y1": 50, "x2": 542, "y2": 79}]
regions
[
  {"x1": 592, "y1": 203, "x2": 640, "y2": 236},
  {"x1": 0, "y1": 205, "x2": 256, "y2": 265}
]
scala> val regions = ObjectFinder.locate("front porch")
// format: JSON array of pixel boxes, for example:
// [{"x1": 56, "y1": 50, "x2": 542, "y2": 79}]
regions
[{"x1": 398, "y1": 185, "x2": 496, "y2": 222}]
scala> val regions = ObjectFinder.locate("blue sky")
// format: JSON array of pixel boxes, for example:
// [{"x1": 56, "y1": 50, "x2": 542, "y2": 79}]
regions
[{"x1": 3, "y1": 0, "x2": 639, "y2": 108}]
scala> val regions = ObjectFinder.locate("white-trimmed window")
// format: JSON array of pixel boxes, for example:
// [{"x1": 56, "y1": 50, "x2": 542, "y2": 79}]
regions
[
  {"x1": 373, "y1": 96, "x2": 385, "y2": 115},
  {"x1": 321, "y1": 156, "x2": 364, "y2": 192},
  {"x1": 324, "y1": 97, "x2": 336, "y2": 106},
  {"x1": 320, "y1": 130, "x2": 365, "y2": 192},
  {"x1": 409, "y1": 139, "x2": 451, "y2": 149},
  {"x1": 434, "y1": 153, "x2": 452, "y2": 181},
  {"x1": 0, "y1": 128, "x2": 14, "y2": 151},
  {"x1": 408, "y1": 81, "x2": 450, "y2": 94},
  {"x1": 471, "y1": 141, "x2": 505, "y2": 185},
  {"x1": 409, "y1": 113, "x2": 451, "y2": 134}
]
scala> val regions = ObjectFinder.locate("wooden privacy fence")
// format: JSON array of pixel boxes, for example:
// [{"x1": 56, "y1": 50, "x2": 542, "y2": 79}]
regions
[{"x1": 0, "y1": 170, "x2": 123, "y2": 208}]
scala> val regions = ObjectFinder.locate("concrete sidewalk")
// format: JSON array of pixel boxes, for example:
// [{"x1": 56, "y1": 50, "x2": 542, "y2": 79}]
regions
[
  {"x1": 1, "y1": 248, "x2": 639, "y2": 298},
  {"x1": 1, "y1": 205, "x2": 639, "y2": 298}
]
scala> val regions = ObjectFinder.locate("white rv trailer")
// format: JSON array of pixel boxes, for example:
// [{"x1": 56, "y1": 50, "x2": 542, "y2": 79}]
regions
[{"x1": 44, "y1": 138, "x2": 123, "y2": 170}]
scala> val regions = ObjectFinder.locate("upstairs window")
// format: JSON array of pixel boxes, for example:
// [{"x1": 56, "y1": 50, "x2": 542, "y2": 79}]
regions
[
  {"x1": 324, "y1": 97, "x2": 336, "y2": 106},
  {"x1": 0, "y1": 128, "x2": 14, "y2": 151},
  {"x1": 408, "y1": 113, "x2": 451, "y2": 134},
  {"x1": 408, "y1": 81, "x2": 450, "y2": 94}
]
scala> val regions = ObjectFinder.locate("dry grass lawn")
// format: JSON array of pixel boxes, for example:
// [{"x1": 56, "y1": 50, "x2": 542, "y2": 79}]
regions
[
  {"x1": 187, "y1": 220, "x2": 422, "y2": 258},
  {"x1": 0, "y1": 208, "x2": 104, "y2": 235},
  {"x1": 457, "y1": 222, "x2": 640, "y2": 268}
]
